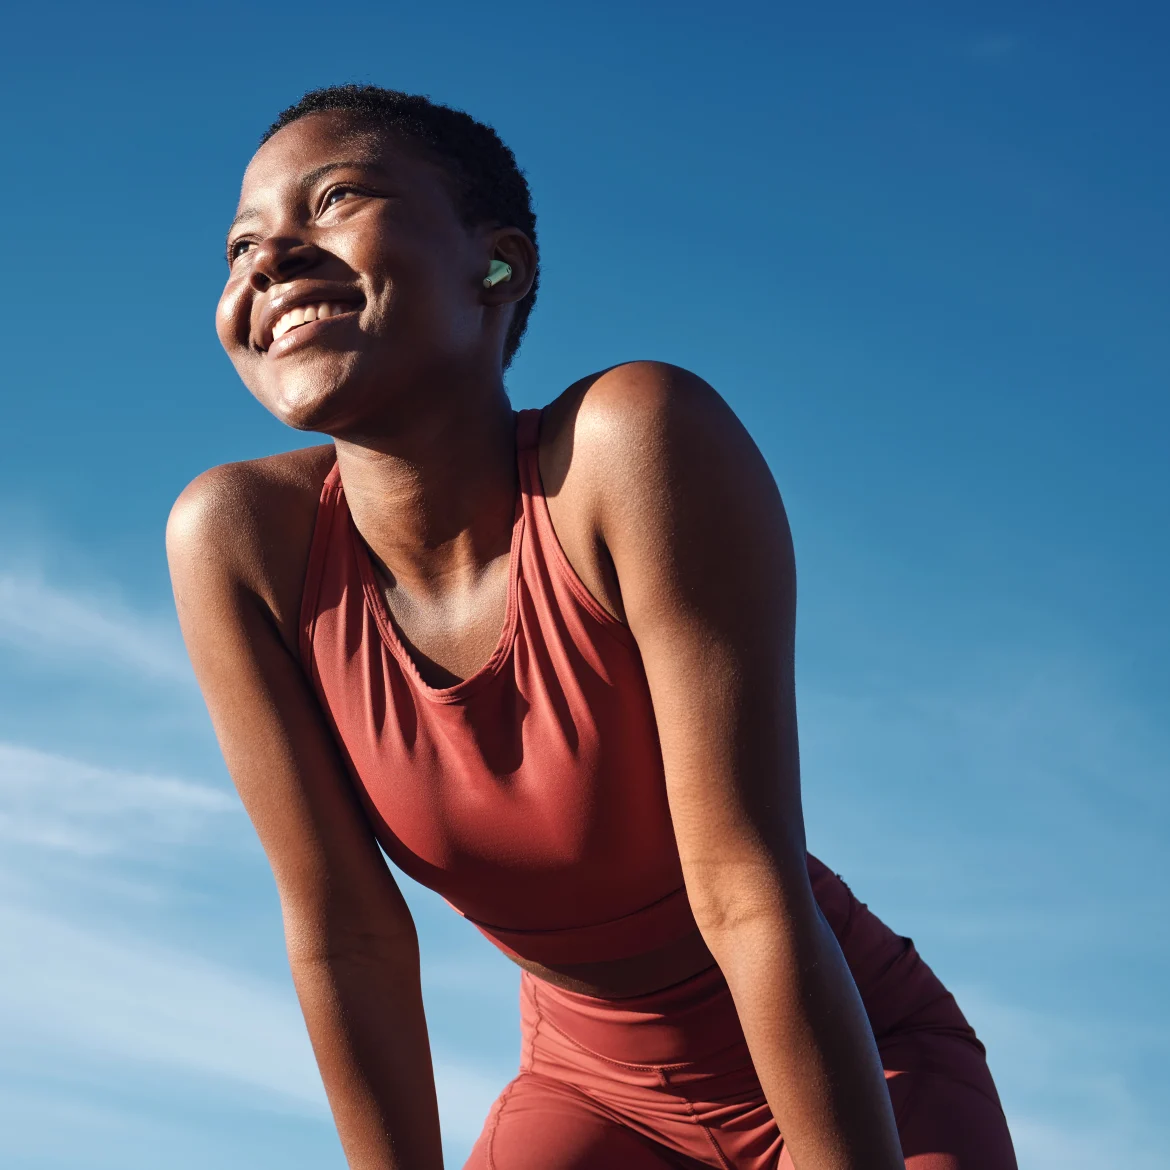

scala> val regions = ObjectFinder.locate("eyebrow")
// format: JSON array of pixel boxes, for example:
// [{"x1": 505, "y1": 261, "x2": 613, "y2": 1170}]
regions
[{"x1": 226, "y1": 158, "x2": 387, "y2": 236}]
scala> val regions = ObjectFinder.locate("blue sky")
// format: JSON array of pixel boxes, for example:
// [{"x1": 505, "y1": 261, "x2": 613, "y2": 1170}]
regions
[{"x1": 1, "y1": 2, "x2": 1166, "y2": 1166}]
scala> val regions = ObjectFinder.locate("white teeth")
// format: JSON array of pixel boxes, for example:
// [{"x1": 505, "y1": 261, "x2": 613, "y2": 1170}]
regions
[{"x1": 270, "y1": 303, "x2": 350, "y2": 342}]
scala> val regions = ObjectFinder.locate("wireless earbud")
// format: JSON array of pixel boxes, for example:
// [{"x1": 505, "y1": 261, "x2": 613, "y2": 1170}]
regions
[{"x1": 483, "y1": 260, "x2": 513, "y2": 288}]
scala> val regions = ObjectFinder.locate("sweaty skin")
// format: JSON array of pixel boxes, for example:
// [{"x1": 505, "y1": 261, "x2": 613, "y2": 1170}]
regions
[{"x1": 168, "y1": 111, "x2": 904, "y2": 1169}]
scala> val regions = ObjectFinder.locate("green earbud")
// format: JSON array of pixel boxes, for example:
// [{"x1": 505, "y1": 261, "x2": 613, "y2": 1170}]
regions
[{"x1": 483, "y1": 260, "x2": 513, "y2": 288}]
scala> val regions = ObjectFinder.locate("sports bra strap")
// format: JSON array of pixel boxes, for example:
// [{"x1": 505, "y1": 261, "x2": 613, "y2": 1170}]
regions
[{"x1": 516, "y1": 407, "x2": 542, "y2": 451}]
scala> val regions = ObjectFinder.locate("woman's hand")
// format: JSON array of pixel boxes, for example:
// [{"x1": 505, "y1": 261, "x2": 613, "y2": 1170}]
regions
[
  {"x1": 575, "y1": 362, "x2": 904, "y2": 1170},
  {"x1": 167, "y1": 452, "x2": 444, "y2": 1170}
]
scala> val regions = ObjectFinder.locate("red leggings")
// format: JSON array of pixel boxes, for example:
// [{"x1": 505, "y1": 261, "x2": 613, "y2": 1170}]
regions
[{"x1": 466, "y1": 964, "x2": 1017, "y2": 1169}]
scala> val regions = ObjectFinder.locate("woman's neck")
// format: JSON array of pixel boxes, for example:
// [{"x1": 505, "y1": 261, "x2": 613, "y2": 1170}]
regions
[{"x1": 333, "y1": 385, "x2": 519, "y2": 599}]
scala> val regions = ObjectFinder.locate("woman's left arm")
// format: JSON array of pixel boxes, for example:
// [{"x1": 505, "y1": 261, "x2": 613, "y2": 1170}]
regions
[{"x1": 584, "y1": 362, "x2": 903, "y2": 1170}]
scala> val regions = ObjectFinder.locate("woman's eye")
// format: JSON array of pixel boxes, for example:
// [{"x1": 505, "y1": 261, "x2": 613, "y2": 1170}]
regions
[
  {"x1": 229, "y1": 239, "x2": 255, "y2": 263},
  {"x1": 322, "y1": 186, "x2": 360, "y2": 210}
]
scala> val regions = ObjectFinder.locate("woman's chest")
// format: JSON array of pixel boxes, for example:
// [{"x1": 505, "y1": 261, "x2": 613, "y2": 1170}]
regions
[{"x1": 339, "y1": 654, "x2": 672, "y2": 875}]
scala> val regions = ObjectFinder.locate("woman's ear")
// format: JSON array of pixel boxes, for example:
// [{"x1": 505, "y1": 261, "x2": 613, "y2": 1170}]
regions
[{"x1": 481, "y1": 226, "x2": 538, "y2": 305}]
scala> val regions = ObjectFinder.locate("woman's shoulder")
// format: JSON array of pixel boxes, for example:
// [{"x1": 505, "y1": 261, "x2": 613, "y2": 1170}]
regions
[
  {"x1": 541, "y1": 360, "x2": 742, "y2": 475},
  {"x1": 544, "y1": 359, "x2": 721, "y2": 429},
  {"x1": 541, "y1": 360, "x2": 753, "y2": 502},
  {"x1": 536, "y1": 362, "x2": 752, "y2": 623},
  {"x1": 166, "y1": 444, "x2": 335, "y2": 653}
]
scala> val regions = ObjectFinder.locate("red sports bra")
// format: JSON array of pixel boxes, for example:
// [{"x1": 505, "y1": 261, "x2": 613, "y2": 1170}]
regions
[
  {"x1": 300, "y1": 409, "x2": 697, "y2": 965},
  {"x1": 300, "y1": 409, "x2": 959, "y2": 1037}
]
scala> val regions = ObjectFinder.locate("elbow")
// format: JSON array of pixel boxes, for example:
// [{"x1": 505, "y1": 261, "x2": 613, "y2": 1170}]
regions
[
  {"x1": 690, "y1": 892, "x2": 774, "y2": 946},
  {"x1": 685, "y1": 867, "x2": 822, "y2": 957}
]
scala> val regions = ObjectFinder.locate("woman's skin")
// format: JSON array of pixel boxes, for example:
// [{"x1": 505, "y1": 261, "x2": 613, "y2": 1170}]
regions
[{"x1": 167, "y1": 110, "x2": 905, "y2": 1170}]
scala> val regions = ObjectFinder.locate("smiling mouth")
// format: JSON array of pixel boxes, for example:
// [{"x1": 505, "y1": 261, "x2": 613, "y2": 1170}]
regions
[{"x1": 271, "y1": 301, "x2": 359, "y2": 343}]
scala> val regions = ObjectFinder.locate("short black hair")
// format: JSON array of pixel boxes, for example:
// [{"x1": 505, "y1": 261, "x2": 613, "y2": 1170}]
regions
[{"x1": 263, "y1": 85, "x2": 538, "y2": 368}]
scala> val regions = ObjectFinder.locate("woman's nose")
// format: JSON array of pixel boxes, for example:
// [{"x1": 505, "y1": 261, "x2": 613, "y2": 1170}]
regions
[{"x1": 249, "y1": 237, "x2": 321, "y2": 292}]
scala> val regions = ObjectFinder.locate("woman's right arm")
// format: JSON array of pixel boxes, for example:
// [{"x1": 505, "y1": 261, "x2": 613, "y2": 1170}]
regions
[{"x1": 167, "y1": 462, "x2": 444, "y2": 1170}]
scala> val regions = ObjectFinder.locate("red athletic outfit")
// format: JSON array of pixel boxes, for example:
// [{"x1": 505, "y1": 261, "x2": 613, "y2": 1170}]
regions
[{"x1": 300, "y1": 410, "x2": 1017, "y2": 1168}]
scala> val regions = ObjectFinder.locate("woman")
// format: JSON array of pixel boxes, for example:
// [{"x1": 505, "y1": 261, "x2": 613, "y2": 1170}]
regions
[{"x1": 168, "y1": 85, "x2": 1017, "y2": 1169}]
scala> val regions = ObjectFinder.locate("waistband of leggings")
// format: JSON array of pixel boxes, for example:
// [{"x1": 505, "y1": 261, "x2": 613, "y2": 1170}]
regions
[{"x1": 521, "y1": 962, "x2": 745, "y2": 1065}]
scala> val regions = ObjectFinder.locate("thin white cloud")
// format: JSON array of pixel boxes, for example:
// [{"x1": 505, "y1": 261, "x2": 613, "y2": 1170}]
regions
[
  {"x1": 3, "y1": 550, "x2": 1161, "y2": 1162},
  {"x1": 0, "y1": 719, "x2": 507, "y2": 1155},
  {"x1": 0, "y1": 567, "x2": 191, "y2": 683},
  {"x1": 0, "y1": 1088, "x2": 201, "y2": 1170},
  {"x1": 0, "y1": 899, "x2": 508, "y2": 1156},
  {"x1": 0, "y1": 742, "x2": 236, "y2": 857},
  {"x1": 0, "y1": 1082, "x2": 340, "y2": 1170},
  {"x1": 5, "y1": 895, "x2": 1161, "y2": 1169},
  {"x1": 0, "y1": 902, "x2": 325, "y2": 1108}
]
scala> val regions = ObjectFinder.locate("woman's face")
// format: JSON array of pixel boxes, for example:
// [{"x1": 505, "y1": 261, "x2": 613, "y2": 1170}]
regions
[{"x1": 218, "y1": 111, "x2": 499, "y2": 435}]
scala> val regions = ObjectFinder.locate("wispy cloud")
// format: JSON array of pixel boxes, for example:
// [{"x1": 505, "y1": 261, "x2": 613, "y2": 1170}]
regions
[
  {"x1": 0, "y1": 1088, "x2": 214, "y2": 1170},
  {"x1": 0, "y1": 742, "x2": 236, "y2": 857},
  {"x1": 0, "y1": 902, "x2": 324, "y2": 1107},
  {"x1": 0, "y1": 544, "x2": 510, "y2": 1157},
  {"x1": 0, "y1": 730, "x2": 507, "y2": 1160},
  {"x1": 0, "y1": 567, "x2": 191, "y2": 683},
  {"x1": 0, "y1": 899, "x2": 507, "y2": 1152},
  {"x1": 10, "y1": 552, "x2": 1159, "y2": 1163}
]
